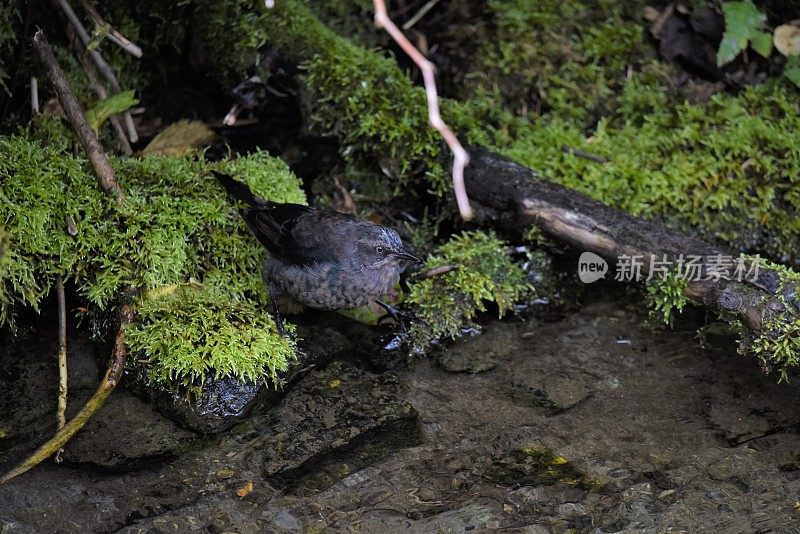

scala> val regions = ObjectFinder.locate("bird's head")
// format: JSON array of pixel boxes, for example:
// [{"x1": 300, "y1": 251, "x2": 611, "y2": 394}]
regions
[{"x1": 354, "y1": 225, "x2": 421, "y2": 274}]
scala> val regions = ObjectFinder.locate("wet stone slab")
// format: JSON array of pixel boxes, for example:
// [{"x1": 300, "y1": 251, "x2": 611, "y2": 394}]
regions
[
  {"x1": 435, "y1": 327, "x2": 513, "y2": 373},
  {"x1": 60, "y1": 391, "x2": 199, "y2": 470},
  {"x1": 253, "y1": 360, "x2": 422, "y2": 494}
]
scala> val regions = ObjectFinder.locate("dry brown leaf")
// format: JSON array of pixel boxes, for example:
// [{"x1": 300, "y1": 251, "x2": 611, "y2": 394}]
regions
[
  {"x1": 141, "y1": 119, "x2": 215, "y2": 156},
  {"x1": 774, "y1": 23, "x2": 800, "y2": 56},
  {"x1": 236, "y1": 480, "x2": 254, "y2": 497}
]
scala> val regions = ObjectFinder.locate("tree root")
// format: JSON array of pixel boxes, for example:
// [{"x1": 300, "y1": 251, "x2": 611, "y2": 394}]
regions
[{"x1": 0, "y1": 304, "x2": 134, "y2": 484}]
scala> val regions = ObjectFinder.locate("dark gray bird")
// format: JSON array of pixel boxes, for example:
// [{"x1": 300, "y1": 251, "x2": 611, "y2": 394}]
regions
[{"x1": 213, "y1": 171, "x2": 420, "y2": 332}]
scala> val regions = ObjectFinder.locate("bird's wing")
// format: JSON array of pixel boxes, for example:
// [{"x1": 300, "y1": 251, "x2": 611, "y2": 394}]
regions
[
  {"x1": 214, "y1": 171, "x2": 345, "y2": 264},
  {"x1": 212, "y1": 171, "x2": 270, "y2": 208},
  {"x1": 243, "y1": 204, "x2": 347, "y2": 265}
]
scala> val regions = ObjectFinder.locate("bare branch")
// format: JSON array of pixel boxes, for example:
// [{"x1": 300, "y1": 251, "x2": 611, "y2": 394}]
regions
[
  {"x1": 33, "y1": 29, "x2": 125, "y2": 202},
  {"x1": 416, "y1": 264, "x2": 456, "y2": 278},
  {"x1": 52, "y1": 0, "x2": 138, "y2": 143},
  {"x1": 54, "y1": 275, "x2": 68, "y2": 463},
  {"x1": 0, "y1": 303, "x2": 135, "y2": 484},
  {"x1": 30, "y1": 77, "x2": 39, "y2": 115},
  {"x1": 372, "y1": 0, "x2": 473, "y2": 220},
  {"x1": 77, "y1": 0, "x2": 143, "y2": 58},
  {"x1": 402, "y1": 0, "x2": 440, "y2": 30}
]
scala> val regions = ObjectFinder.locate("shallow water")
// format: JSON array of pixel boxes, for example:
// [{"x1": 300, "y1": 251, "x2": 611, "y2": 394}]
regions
[{"x1": 1, "y1": 294, "x2": 799, "y2": 532}]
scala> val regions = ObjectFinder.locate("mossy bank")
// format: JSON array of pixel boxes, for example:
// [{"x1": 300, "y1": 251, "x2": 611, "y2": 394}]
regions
[{"x1": 0, "y1": 135, "x2": 303, "y2": 392}]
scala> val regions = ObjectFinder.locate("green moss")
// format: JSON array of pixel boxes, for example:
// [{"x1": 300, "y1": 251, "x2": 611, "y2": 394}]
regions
[
  {"x1": 741, "y1": 258, "x2": 800, "y2": 381},
  {"x1": 501, "y1": 80, "x2": 800, "y2": 261},
  {"x1": 646, "y1": 272, "x2": 689, "y2": 326},
  {"x1": 26, "y1": 114, "x2": 77, "y2": 152},
  {"x1": 0, "y1": 135, "x2": 304, "y2": 390},
  {"x1": 0, "y1": 0, "x2": 20, "y2": 94},
  {"x1": 473, "y1": 0, "x2": 655, "y2": 121},
  {"x1": 126, "y1": 285, "x2": 295, "y2": 392},
  {"x1": 405, "y1": 230, "x2": 532, "y2": 349}
]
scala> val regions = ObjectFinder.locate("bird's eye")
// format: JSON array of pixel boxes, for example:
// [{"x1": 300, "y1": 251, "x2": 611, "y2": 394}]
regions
[{"x1": 374, "y1": 245, "x2": 385, "y2": 254}]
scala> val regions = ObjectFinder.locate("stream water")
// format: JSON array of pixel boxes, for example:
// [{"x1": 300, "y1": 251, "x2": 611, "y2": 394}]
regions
[{"x1": 1, "y1": 293, "x2": 799, "y2": 532}]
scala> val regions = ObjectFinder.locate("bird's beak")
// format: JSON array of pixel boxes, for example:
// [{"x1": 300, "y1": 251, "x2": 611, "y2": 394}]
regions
[{"x1": 394, "y1": 249, "x2": 422, "y2": 264}]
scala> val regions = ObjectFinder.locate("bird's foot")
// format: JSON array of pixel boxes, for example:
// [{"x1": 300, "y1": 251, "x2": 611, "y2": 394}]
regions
[{"x1": 374, "y1": 300, "x2": 420, "y2": 334}]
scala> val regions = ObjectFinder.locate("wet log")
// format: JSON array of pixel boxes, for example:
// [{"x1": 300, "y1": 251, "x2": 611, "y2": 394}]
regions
[{"x1": 464, "y1": 147, "x2": 799, "y2": 335}]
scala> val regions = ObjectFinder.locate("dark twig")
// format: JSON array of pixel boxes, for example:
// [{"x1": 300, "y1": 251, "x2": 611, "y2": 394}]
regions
[
  {"x1": 52, "y1": 0, "x2": 138, "y2": 142},
  {"x1": 561, "y1": 145, "x2": 608, "y2": 164},
  {"x1": 54, "y1": 276, "x2": 68, "y2": 463},
  {"x1": 402, "y1": 0, "x2": 441, "y2": 30},
  {"x1": 415, "y1": 264, "x2": 456, "y2": 278},
  {"x1": 0, "y1": 304, "x2": 134, "y2": 484},
  {"x1": 32, "y1": 29, "x2": 125, "y2": 202}
]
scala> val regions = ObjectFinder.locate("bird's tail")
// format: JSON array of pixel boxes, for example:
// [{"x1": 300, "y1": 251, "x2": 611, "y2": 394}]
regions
[{"x1": 211, "y1": 171, "x2": 265, "y2": 208}]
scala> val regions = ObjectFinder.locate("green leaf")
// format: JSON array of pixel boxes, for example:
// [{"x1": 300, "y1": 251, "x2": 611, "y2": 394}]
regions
[
  {"x1": 751, "y1": 30, "x2": 773, "y2": 58},
  {"x1": 717, "y1": 0, "x2": 768, "y2": 66},
  {"x1": 784, "y1": 56, "x2": 800, "y2": 88},
  {"x1": 85, "y1": 90, "x2": 138, "y2": 133}
]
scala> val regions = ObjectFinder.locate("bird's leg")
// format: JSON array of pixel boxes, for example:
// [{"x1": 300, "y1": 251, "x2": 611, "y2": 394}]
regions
[
  {"x1": 375, "y1": 300, "x2": 420, "y2": 333},
  {"x1": 268, "y1": 282, "x2": 289, "y2": 337}
]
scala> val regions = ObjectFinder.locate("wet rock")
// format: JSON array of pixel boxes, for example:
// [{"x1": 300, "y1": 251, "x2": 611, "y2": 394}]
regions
[
  {"x1": 706, "y1": 387, "x2": 800, "y2": 446},
  {"x1": 255, "y1": 361, "x2": 421, "y2": 494},
  {"x1": 779, "y1": 452, "x2": 800, "y2": 472},
  {"x1": 137, "y1": 374, "x2": 266, "y2": 435},
  {"x1": 61, "y1": 390, "x2": 198, "y2": 470},
  {"x1": 404, "y1": 504, "x2": 500, "y2": 532},
  {"x1": 137, "y1": 325, "x2": 352, "y2": 434},
  {"x1": 482, "y1": 432, "x2": 602, "y2": 490},
  {"x1": 507, "y1": 371, "x2": 592, "y2": 415},
  {"x1": 483, "y1": 444, "x2": 595, "y2": 489},
  {"x1": 436, "y1": 329, "x2": 510, "y2": 373},
  {"x1": 706, "y1": 458, "x2": 739, "y2": 481}
]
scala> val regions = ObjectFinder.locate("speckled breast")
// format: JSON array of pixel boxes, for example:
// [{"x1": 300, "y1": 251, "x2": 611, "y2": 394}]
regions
[{"x1": 263, "y1": 258, "x2": 395, "y2": 310}]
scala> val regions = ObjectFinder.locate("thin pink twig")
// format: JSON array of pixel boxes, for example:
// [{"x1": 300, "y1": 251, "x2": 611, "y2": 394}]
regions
[{"x1": 373, "y1": 0, "x2": 473, "y2": 220}]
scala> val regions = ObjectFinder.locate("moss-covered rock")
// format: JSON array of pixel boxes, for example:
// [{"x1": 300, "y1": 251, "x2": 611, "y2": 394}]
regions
[
  {"x1": 127, "y1": 285, "x2": 294, "y2": 392},
  {"x1": 0, "y1": 135, "x2": 304, "y2": 391},
  {"x1": 404, "y1": 230, "x2": 532, "y2": 349}
]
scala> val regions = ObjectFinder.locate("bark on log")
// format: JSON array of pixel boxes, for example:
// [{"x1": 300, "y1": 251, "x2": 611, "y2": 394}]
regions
[{"x1": 464, "y1": 147, "x2": 798, "y2": 335}]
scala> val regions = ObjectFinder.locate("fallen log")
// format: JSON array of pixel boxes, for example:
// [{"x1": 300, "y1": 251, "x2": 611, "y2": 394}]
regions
[{"x1": 464, "y1": 148, "x2": 800, "y2": 374}]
